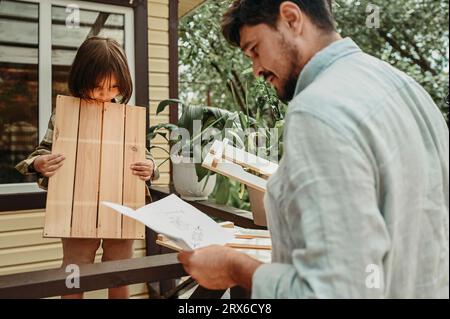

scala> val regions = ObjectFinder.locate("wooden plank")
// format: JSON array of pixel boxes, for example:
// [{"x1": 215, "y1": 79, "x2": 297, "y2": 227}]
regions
[
  {"x1": 149, "y1": 58, "x2": 169, "y2": 73},
  {"x1": 44, "y1": 96, "x2": 80, "y2": 238},
  {"x1": 149, "y1": 87, "x2": 170, "y2": 101},
  {"x1": 0, "y1": 254, "x2": 186, "y2": 299},
  {"x1": 122, "y1": 106, "x2": 146, "y2": 239},
  {"x1": 150, "y1": 186, "x2": 264, "y2": 229},
  {"x1": 0, "y1": 229, "x2": 59, "y2": 249},
  {"x1": 71, "y1": 100, "x2": 103, "y2": 238},
  {"x1": 226, "y1": 244, "x2": 271, "y2": 250},
  {"x1": 0, "y1": 211, "x2": 44, "y2": 232},
  {"x1": 0, "y1": 243, "x2": 63, "y2": 268},
  {"x1": 203, "y1": 153, "x2": 267, "y2": 192},
  {"x1": 208, "y1": 140, "x2": 278, "y2": 176},
  {"x1": 148, "y1": 3, "x2": 169, "y2": 19},
  {"x1": 0, "y1": 260, "x2": 62, "y2": 277},
  {"x1": 148, "y1": 17, "x2": 169, "y2": 31},
  {"x1": 148, "y1": 45, "x2": 169, "y2": 59},
  {"x1": 97, "y1": 102, "x2": 125, "y2": 238},
  {"x1": 157, "y1": 235, "x2": 272, "y2": 251},
  {"x1": 222, "y1": 143, "x2": 278, "y2": 177}
]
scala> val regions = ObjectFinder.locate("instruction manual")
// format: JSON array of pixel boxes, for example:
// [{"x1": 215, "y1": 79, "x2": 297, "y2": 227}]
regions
[{"x1": 101, "y1": 194, "x2": 234, "y2": 251}]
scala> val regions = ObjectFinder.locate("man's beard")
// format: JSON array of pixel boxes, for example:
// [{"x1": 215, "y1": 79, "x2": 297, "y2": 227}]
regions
[
  {"x1": 277, "y1": 38, "x2": 302, "y2": 103},
  {"x1": 279, "y1": 71, "x2": 299, "y2": 103}
]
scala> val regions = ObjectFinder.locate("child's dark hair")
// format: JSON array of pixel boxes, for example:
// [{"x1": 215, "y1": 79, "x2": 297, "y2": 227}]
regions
[
  {"x1": 68, "y1": 37, "x2": 133, "y2": 104},
  {"x1": 221, "y1": 0, "x2": 335, "y2": 47}
]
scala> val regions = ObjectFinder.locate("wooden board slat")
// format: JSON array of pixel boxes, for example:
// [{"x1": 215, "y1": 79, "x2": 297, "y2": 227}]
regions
[
  {"x1": 202, "y1": 140, "x2": 268, "y2": 192},
  {"x1": 97, "y1": 102, "x2": 125, "y2": 239},
  {"x1": 71, "y1": 100, "x2": 103, "y2": 238},
  {"x1": 122, "y1": 106, "x2": 146, "y2": 239},
  {"x1": 44, "y1": 96, "x2": 80, "y2": 238},
  {"x1": 43, "y1": 96, "x2": 147, "y2": 239},
  {"x1": 222, "y1": 143, "x2": 278, "y2": 176}
]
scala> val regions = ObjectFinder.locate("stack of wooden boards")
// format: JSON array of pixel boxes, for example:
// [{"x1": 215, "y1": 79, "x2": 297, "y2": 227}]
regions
[
  {"x1": 44, "y1": 95, "x2": 147, "y2": 240},
  {"x1": 157, "y1": 222, "x2": 272, "y2": 263},
  {"x1": 202, "y1": 140, "x2": 279, "y2": 226}
]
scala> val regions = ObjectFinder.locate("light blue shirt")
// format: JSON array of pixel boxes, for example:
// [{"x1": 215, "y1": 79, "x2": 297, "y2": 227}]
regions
[{"x1": 252, "y1": 38, "x2": 449, "y2": 299}]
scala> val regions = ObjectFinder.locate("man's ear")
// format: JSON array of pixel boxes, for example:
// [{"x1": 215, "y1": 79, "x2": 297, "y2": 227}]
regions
[{"x1": 279, "y1": 1, "x2": 304, "y2": 35}]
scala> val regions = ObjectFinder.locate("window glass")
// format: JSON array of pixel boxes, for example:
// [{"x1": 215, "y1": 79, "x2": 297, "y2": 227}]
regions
[{"x1": 0, "y1": 0, "x2": 39, "y2": 184}]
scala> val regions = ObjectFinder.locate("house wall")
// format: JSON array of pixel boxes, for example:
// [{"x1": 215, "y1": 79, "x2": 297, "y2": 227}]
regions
[
  {"x1": 0, "y1": 0, "x2": 173, "y2": 299},
  {"x1": 148, "y1": 0, "x2": 171, "y2": 187}
]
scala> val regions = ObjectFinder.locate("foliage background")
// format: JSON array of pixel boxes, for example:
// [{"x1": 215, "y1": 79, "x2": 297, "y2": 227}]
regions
[{"x1": 178, "y1": 0, "x2": 449, "y2": 208}]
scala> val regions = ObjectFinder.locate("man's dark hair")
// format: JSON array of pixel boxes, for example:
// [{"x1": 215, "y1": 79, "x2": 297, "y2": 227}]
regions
[{"x1": 222, "y1": 0, "x2": 335, "y2": 47}]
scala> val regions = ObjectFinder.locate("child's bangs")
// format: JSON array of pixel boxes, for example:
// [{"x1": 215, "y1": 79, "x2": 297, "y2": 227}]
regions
[
  {"x1": 109, "y1": 52, "x2": 133, "y2": 103},
  {"x1": 94, "y1": 69, "x2": 115, "y2": 89}
]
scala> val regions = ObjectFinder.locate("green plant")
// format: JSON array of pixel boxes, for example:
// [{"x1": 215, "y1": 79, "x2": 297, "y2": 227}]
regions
[
  {"x1": 148, "y1": 90, "x2": 286, "y2": 208},
  {"x1": 148, "y1": 99, "x2": 242, "y2": 184}
]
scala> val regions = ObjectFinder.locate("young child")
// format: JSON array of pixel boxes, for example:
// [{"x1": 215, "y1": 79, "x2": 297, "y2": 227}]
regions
[{"x1": 15, "y1": 37, "x2": 159, "y2": 299}]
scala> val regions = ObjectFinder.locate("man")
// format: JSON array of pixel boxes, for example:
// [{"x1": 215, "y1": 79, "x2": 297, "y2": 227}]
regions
[{"x1": 178, "y1": 0, "x2": 449, "y2": 298}]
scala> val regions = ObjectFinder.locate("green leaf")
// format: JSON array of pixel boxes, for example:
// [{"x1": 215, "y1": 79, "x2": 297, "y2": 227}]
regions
[
  {"x1": 149, "y1": 123, "x2": 178, "y2": 133},
  {"x1": 238, "y1": 111, "x2": 249, "y2": 130},
  {"x1": 195, "y1": 163, "x2": 212, "y2": 183},
  {"x1": 157, "y1": 99, "x2": 184, "y2": 115},
  {"x1": 179, "y1": 105, "x2": 204, "y2": 134},
  {"x1": 214, "y1": 175, "x2": 230, "y2": 205},
  {"x1": 147, "y1": 131, "x2": 168, "y2": 141}
]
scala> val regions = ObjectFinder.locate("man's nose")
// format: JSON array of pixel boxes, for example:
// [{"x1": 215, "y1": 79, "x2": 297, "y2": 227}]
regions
[{"x1": 252, "y1": 60, "x2": 264, "y2": 78}]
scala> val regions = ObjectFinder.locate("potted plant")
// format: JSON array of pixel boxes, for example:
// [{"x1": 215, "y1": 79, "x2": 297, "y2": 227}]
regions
[{"x1": 148, "y1": 99, "x2": 241, "y2": 200}]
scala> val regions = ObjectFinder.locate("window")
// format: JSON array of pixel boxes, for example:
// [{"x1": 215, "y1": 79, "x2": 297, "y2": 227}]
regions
[
  {"x1": 0, "y1": 0, "x2": 135, "y2": 194},
  {"x1": 0, "y1": 1, "x2": 39, "y2": 187}
]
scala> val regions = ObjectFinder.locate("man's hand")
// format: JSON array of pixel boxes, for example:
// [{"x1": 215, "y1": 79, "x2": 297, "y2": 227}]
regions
[
  {"x1": 131, "y1": 160, "x2": 154, "y2": 182},
  {"x1": 33, "y1": 154, "x2": 65, "y2": 177},
  {"x1": 178, "y1": 245, "x2": 262, "y2": 291}
]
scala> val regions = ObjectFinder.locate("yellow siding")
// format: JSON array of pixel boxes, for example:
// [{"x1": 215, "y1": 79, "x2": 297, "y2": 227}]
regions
[
  {"x1": 0, "y1": 0, "x2": 175, "y2": 297},
  {"x1": 0, "y1": 209, "x2": 148, "y2": 298},
  {"x1": 149, "y1": 0, "x2": 171, "y2": 187}
]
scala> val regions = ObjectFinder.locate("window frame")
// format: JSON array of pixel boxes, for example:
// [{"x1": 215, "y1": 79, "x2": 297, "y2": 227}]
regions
[{"x1": 0, "y1": 0, "x2": 150, "y2": 211}]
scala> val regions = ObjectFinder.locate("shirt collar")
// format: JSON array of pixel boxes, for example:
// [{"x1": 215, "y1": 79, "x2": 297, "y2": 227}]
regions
[{"x1": 294, "y1": 37, "x2": 362, "y2": 95}]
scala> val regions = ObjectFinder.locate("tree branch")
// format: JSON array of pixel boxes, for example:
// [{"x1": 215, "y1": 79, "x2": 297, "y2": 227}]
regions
[{"x1": 377, "y1": 29, "x2": 437, "y2": 76}]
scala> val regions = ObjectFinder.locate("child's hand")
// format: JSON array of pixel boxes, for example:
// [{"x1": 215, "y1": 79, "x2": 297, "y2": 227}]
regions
[
  {"x1": 131, "y1": 160, "x2": 155, "y2": 182},
  {"x1": 33, "y1": 154, "x2": 65, "y2": 178}
]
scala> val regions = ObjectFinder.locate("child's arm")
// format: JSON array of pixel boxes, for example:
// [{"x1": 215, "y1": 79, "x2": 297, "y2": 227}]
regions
[
  {"x1": 129, "y1": 150, "x2": 160, "y2": 185},
  {"x1": 145, "y1": 149, "x2": 160, "y2": 181},
  {"x1": 15, "y1": 114, "x2": 55, "y2": 190}
]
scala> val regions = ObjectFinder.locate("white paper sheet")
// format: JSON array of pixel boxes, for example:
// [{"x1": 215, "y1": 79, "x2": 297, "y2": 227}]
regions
[{"x1": 101, "y1": 194, "x2": 234, "y2": 251}]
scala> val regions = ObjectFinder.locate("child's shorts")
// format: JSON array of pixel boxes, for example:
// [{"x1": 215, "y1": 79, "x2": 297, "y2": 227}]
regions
[{"x1": 61, "y1": 238, "x2": 134, "y2": 267}]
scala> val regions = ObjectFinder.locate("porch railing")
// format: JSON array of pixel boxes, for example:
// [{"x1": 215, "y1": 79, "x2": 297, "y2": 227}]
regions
[{"x1": 0, "y1": 186, "x2": 264, "y2": 299}]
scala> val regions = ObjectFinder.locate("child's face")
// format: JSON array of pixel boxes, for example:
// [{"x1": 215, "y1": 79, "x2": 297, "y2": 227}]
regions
[{"x1": 89, "y1": 74, "x2": 120, "y2": 102}]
